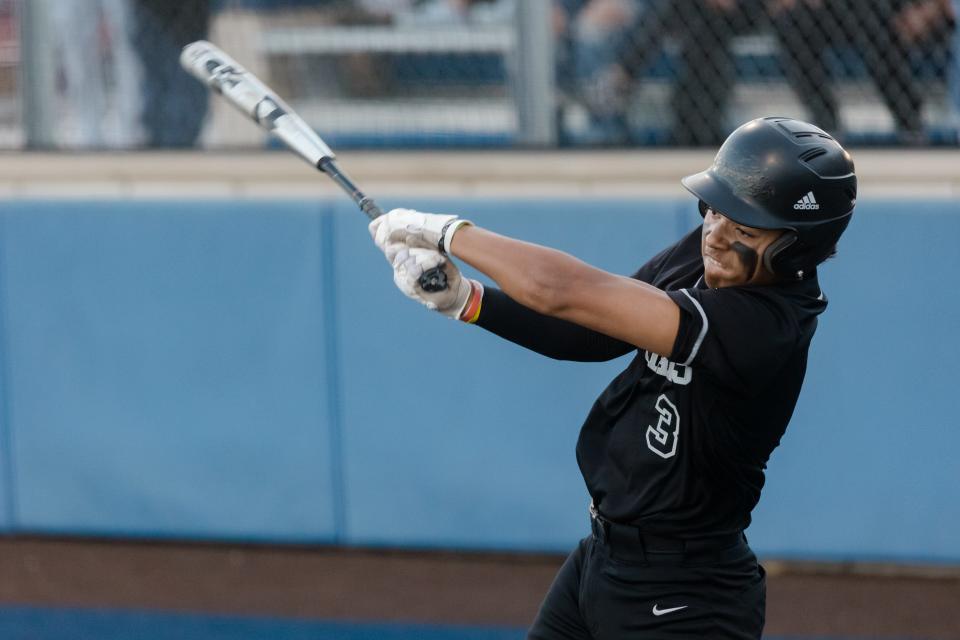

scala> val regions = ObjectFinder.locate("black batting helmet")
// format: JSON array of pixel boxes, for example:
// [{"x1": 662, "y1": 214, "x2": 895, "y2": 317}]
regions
[{"x1": 681, "y1": 117, "x2": 857, "y2": 278}]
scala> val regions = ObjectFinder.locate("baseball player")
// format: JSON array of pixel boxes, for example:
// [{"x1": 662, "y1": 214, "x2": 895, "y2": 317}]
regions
[{"x1": 370, "y1": 116, "x2": 856, "y2": 639}]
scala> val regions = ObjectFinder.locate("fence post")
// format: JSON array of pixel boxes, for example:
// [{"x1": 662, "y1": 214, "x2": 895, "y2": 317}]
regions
[
  {"x1": 19, "y1": 0, "x2": 57, "y2": 149},
  {"x1": 514, "y1": 0, "x2": 557, "y2": 147}
]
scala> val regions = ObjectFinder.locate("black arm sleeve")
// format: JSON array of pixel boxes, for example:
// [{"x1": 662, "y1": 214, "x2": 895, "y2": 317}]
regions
[{"x1": 474, "y1": 288, "x2": 634, "y2": 362}]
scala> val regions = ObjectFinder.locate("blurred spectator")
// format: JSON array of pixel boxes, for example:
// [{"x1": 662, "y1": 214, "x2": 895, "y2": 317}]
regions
[
  {"x1": 569, "y1": 0, "x2": 763, "y2": 146},
  {"x1": 652, "y1": 0, "x2": 762, "y2": 146},
  {"x1": 890, "y1": 0, "x2": 958, "y2": 136},
  {"x1": 132, "y1": 0, "x2": 211, "y2": 148},
  {"x1": 554, "y1": 0, "x2": 642, "y2": 145},
  {"x1": 770, "y1": 0, "x2": 954, "y2": 143},
  {"x1": 47, "y1": 0, "x2": 143, "y2": 148}
]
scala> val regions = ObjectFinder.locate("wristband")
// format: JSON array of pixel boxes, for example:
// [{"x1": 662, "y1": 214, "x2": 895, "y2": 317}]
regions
[
  {"x1": 458, "y1": 280, "x2": 484, "y2": 324},
  {"x1": 439, "y1": 218, "x2": 473, "y2": 255}
]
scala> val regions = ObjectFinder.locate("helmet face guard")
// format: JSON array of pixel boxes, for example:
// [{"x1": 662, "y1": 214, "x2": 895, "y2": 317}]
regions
[{"x1": 683, "y1": 117, "x2": 857, "y2": 277}]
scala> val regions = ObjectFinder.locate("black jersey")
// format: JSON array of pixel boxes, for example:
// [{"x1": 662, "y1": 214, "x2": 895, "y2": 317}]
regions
[
  {"x1": 476, "y1": 225, "x2": 827, "y2": 538},
  {"x1": 576, "y1": 227, "x2": 827, "y2": 537}
]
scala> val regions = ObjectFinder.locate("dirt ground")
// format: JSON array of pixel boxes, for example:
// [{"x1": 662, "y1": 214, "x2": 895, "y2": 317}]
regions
[{"x1": 0, "y1": 537, "x2": 957, "y2": 639}]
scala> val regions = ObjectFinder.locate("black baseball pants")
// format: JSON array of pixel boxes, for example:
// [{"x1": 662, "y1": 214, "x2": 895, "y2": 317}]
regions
[{"x1": 527, "y1": 520, "x2": 765, "y2": 639}]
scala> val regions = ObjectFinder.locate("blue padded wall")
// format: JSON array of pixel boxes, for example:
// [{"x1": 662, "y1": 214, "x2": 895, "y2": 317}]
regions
[
  {"x1": 0, "y1": 196, "x2": 956, "y2": 561},
  {"x1": 0, "y1": 342, "x2": 9, "y2": 532},
  {"x1": 0, "y1": 209, "x2": 9, "y2": 531},
  {"x1": 0, "y1": 201, "x2": 338, "y2": 541}
]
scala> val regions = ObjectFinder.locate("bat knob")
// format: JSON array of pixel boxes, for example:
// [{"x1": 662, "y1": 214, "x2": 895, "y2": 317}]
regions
[{"x1": 419, "y1": 267, "x2": 448, "y2": 293}]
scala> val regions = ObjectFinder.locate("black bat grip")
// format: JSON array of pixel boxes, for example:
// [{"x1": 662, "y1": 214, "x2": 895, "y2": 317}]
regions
[
  {"x1": 318, "y1": 157, "x2": 448, "y2": 292},
  {"x1": 418, "y1": 266, "x2": 449, "y2": 293}
]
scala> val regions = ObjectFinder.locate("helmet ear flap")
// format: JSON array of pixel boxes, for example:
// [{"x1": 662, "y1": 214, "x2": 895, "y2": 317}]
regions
[{"x1": 762, "y1": 231, "x2": 799, "y2": 277}]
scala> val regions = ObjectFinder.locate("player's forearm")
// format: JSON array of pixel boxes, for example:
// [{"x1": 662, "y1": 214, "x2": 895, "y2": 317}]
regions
[
  {"x1": 449, "y1": 226, "x2": 600, "y2": 318},
  {"x1": 450, "y1": 225, "x2": 679, "y2": 356}
]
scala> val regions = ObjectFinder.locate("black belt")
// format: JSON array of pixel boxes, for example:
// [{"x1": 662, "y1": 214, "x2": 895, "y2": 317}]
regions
[{"x1": 589, "y1": 505, "x2": 744, "y2": 556}]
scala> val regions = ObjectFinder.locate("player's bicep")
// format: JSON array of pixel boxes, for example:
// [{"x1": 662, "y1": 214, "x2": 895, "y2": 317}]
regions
[{"x1": 552, "y1": 271, "x2": 680, "y2": 357}]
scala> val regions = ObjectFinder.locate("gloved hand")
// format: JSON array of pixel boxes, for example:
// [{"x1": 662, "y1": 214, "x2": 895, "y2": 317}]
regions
[
  {"x1": 369, "y1": 208, "x2": 472, "y2": 255},
  {"x1": 386, "y1": 242, "x2": 483, "y2": 321}
]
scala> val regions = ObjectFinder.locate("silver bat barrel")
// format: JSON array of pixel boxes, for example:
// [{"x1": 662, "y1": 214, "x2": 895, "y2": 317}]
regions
[
  {"x1": 180, "y1": 40, "x2": 448, "y2": 290},
  {"x1": 180, "y1": 41, "x2": 335, "y2": 167}
]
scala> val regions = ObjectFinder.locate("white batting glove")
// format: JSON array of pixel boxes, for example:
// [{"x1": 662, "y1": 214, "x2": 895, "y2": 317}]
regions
[
  {"x1": 369, "y1": 208, "x2": 472, "y2": 255},
  {"x1": 388, "y1": 243, "x2": 484, "y2": 321}
]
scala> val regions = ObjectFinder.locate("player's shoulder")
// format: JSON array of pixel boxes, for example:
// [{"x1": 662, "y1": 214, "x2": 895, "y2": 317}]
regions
[
  {"x1": 702, "y1": 271, "x2": 827, "y2": 330},
  {"x1": 753, "y1": 271, "x2": 826, "y2": 317},
  {"x1": 638, "y1": 226, "x2": 704, "y2": 288}
]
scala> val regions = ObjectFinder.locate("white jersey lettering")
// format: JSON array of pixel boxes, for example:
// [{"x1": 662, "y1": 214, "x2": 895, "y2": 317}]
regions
[{"x1": 644, "y1": 351, "x2": 693, "y2": 385}]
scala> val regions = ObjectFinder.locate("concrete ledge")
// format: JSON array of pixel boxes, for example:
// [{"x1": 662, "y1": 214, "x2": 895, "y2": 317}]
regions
[{"x1": 0, "y1": 150, "x2": 958, "y2": 198}]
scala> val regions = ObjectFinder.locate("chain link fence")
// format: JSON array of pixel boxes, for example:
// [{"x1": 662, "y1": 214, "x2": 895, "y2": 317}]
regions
[
  {"x1": 560, "y1": 0, "x2": 958, "y2": 146},
  {"x1": 5, "y1": 0, "x2": 959, "y2": 149}
]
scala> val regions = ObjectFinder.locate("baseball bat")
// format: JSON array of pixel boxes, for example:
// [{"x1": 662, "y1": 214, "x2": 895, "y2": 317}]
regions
[{"x1": 179, "y1": 40, "x2": 448, "y2": 292}]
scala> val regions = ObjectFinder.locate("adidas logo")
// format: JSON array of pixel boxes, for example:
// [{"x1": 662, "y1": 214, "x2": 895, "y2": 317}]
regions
[{"x1": 794, "y1": 192, "x2": 820, "y2": 210}]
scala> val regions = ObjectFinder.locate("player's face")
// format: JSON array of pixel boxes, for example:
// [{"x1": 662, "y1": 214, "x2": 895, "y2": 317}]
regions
[{"x1": 701, "y1": 207, "x2": 784, "y2": 288}]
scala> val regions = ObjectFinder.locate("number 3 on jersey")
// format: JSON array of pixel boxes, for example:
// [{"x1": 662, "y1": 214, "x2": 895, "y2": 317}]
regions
[{"x1": 646, "y1": 394, "x2": 679, "y2": 459}]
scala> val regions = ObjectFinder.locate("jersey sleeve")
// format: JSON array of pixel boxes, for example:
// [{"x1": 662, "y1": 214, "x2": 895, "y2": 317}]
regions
[
  {"x1": 475, "y1": 288, "x2": 635, "y2": 362},
  {"x1": 629, "y1": 241, "x2": 676, "y2": 284},
  {"x1": 666, "y1": 286, "x2": 800, "y2": 394}
]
